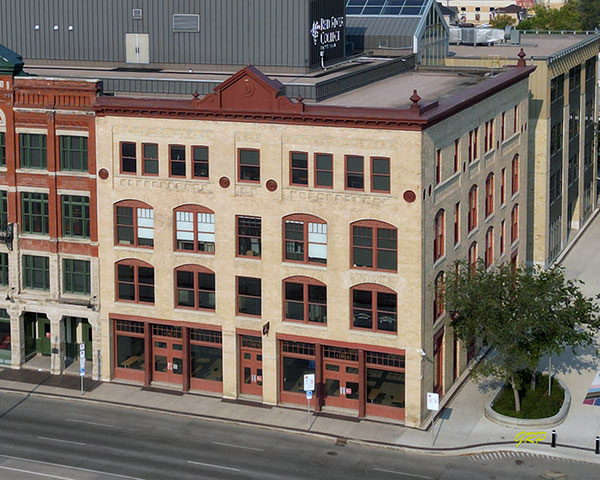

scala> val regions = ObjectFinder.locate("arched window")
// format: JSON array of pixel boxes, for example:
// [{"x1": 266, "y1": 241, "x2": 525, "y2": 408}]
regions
[
  {"x1": 468, "y1": 242, "x2": 477, "y2": 271},
  {"x1": 468, "y1": 186, "x2": 478, "y2": 232},
  {"x1": 485, "y1": 227, "x2": 494, "y2": 268},
  {"x1": 351, "y1": 220, "x2": 397, "y2": 272},
  {"x1": 174, "y1": 205, "x2": 215, "y2": 254},
  {"x1": 434, "y1": 272, "x2": 445, "y2": 322},
  {"x1": 511, "y1": 204, "x2": 519, "y2": 243},
  {"x1": 115, "y1": 259, "x2": 154, "y2": 304},
  {"x1": 283, "y1": 276, "x2": 327, "y2": 325},
  {"x1": 114, "y1": 200, "x2": 154, "y2": 248},
  {"x1": 175, "y1": 265, "x2": 215, "y2": 311},
  {"x1": 434, "y1": 210, "x2": 445, "y2": 262},
  {"x1": 485, "y1": 173, "x2": 494, "y2": 218},
  {"x1": 511, "y1": 155, "x2": 519, "y2": 195},
  {"x1": 351, "y1": 284, "x2": 397, "y2": 333},
  {"x1": 283, "y1": 214, "x2": 327, "y2": 265}
]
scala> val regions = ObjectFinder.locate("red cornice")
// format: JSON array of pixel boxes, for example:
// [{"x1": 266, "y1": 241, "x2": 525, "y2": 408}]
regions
[{"x1": 94, "y1": 65, "x2": 536, "y2": 131}]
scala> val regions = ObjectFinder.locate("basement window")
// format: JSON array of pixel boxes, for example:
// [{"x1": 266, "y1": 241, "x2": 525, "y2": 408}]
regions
[{"x1": 173, "y1": 14, "x2": 200, "y2": 32}]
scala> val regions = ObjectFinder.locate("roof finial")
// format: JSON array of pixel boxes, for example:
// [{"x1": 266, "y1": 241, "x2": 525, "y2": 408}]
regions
[
  {"x1": 410, "y1": 89, "x2": 421, "y2": 111},
  {"x1": 517, "y1": 48, "x2": 526, "y2": 67},
  {"x1": 192, "y1": 90, "x2": 199, "y2": 100}
]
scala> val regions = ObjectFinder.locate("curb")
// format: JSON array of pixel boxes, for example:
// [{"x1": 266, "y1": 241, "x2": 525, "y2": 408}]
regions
[{"x1": 1, "y1": 384, "x2": 599, "y2": 464}]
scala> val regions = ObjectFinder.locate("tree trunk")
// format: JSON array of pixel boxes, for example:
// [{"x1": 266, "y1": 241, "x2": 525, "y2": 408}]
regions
[
  {"x1": 530, "y1": 370, "x2": 537, "y2": 391},
  {"x1": 511, "y1": 375, "x2": 521, "y2": 412}
]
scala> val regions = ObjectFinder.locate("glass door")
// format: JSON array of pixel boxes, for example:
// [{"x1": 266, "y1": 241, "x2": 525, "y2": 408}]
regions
[
  {"x1": 152, "y1": 339, "x2": 183, "y2": 384},
  {"x1": 239, "y1": 335, "x2": 262, "y2": 396}
]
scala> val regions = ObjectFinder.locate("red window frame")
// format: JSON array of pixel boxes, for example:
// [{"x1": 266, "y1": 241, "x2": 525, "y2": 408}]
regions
[
  {"x1": 485, "y1": 227, "x2": 494, "y2": 268},
  {"x1": 371, "y1": 156, "x2": 390, "y2": 193},
  {"x1": 434, "y1": 209, "x2": 445, "y2": 262},
  {"x1": 174, "y1": 264, "x2": 215, "y2": 311},
  {"x1": 454, "y1": 202, "x2": 460, "y2": 246},
  {"x1": 238, "y1": 148, "x2": 260, "y2": 183},
  {"x1": 468, "y1": 242, "x2": 477, "y2": 270},
  {"x1": 169, "y1": 144, "x2": 186, "y2": 178},
  {"x1": 435, "y1": 149, "x2": 441, "y2": 185},
  {"x1": 511, "y1": 155, "x2": 519, "y2": 195},
  {"x1": 468, "y1": 130, "x2": 473, "y2": 163},
  {"x1": 433, "y1": 329, "x2": 444, "y2": 394},
  {"x1": 500, "y1": 219, "x2": 505, "y2": 255},
  {"x1": 485, "y1": 173, "x2": 494, "y2": 218},
  {"x1": 114, "y1": 200, "x2": 153, "y2": 249},
  {"x1": 453, "y1": 139, "x2": 459, "y2": 172},
  {"x1": 282, "y1": 276, "x2": 327, "y2": 325},
  {"x1": 115, "y1": 259, "x2": 154, "y2": 304},
  {"x1": 511, "y1": 204, "x2": 519, "y2": 243},
  {"x1": 501, "y1": 112, "x2": 506, "y2": 141},
  {"x1": 192, "y1": 145, "x2": 209, "y2": 179},
  {"x1": 236, "y1": 276, "x2": 261, "y2": 317},
  {"x1": 488, "y1": 118, "x2": 494, "y2": 151},
  {"x1": 142, "y1": 143, "x2": 158, "y2": 176},
  {"x1": 236, "y1": 215, "x2": 261, "y2": 258},
  {"x1": 468, "y1": 186, "x2": 478, "y2": 232},
  {"x1": 283, "y1": 214, "x2": 327, "y2": 265},
  {"x1": 290, "y1": 151, "x2": 309, "y2": 187},
  {"x1": 434, "y1": 271, "x2": 445, "y2": 322},
  {"x1": 350, "y1": 220, "x2": 397, "y2": 272},
  {"x1": 120, "y1": 141, "x2": 137, "y2": 174},
  {"x1": 513, "y1": 105, "x2": 518, "y2": 134},
  {"x1": 350, "y1": 283, "x2": 397, "y2": 334},
  {"x1": 314, "y1": 153, "x2": 333, "y2": 189},
  {"x1": 173, "y1": 204, "x2": 215, "y2": 254},
  {"x1": 473, "y1": 128, "x2": 478, "y2": 161},
  {"x1": 500, "y1": 168, "x2": 506, "y2": 205},
  {"x1": 345, "y1": 155, "x2": 364, "y2": 191}
]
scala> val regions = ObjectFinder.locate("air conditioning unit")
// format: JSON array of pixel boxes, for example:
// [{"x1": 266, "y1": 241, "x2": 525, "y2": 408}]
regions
[{"x1": 132, "y1": 9, "x2": 143, "y2": 19}]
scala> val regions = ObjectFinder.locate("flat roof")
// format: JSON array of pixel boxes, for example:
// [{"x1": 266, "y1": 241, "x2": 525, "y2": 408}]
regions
[
  {"x1": 316, "y1": 69, "x2": 488, "y2": 108},
  {"x1": 450, "y1": 34, "x2": 600, "y2": 60}
]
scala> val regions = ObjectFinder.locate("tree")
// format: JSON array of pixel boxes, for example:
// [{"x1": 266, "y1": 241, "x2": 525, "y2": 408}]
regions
[
  {"x1": 578, "y1": 0, "x2": 600, "y2": 30},
  {"x1": 490, "y1": 15, "x2": 516, "y2": 30},
  {"x1": 517, "y1": 1, "x2": 583, "y2": 31},
  {"x1": 445, "y1": 261, "x2": 600, "y2": 412}
]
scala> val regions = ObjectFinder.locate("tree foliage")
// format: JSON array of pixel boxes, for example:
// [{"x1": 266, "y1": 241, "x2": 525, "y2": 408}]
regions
[
  {"x1": 445, "y1": 260, "x2": 600, "y2": 411},
  {"x1": 517, "y1": 1, "x2": 583, "y2": 31},
  {"x1": 490, "y1": 15, "x2": 516, "y2": 30},
  {"x1": 578, "y1": 0, "x2": 600, "y2": 30}
]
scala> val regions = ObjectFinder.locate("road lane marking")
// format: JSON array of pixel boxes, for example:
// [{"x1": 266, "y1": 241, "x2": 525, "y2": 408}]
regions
[
  {"x1": 188, "y1": 460, "x2": 241, "y2": 472},
  {"x1": 66, "y1": 418, "x2": 116, "y2": 428},
  {"x1": 373, "y1": 468, "x2": 431, "y2": 479},
  {"x1": 212, "y1": 441, "x2": 264, "y2": 451},
  {"x1": 0, "y1": 465, "x2": 77, "y2": 480},
  {"x1": 0, "y1": 454, "x2": 145, "y2": 480},
  {"x1": 37, "y1": 436, "x2": 86, "y2": 446}
]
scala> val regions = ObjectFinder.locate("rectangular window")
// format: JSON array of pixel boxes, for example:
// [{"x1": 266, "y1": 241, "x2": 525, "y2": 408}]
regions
[
  {"x1": 500, "y1": 168, "x2": 506, "y2": 205},
  {"x1": 500, "y1": 219, "x2": 505, "y2": 255},
  {"x1": 0, "y1": 132, "x2": 5, "y2": 167},
  {"x1": 170, "y1": 145, "x2": 186, "y2": 177},
  {"x1": 22, "y1": 192, "x2": 49, "y2": 235},
  {"x1": 117, "y1": 264, "x2": 154, "y2": 304},
  {"x1": 284, "y1": 281, "x2": 327, "y2": 324},
  {"x1": 454, "y1": 202, "x2": 460, "y2": 246},
  {"x1": 238, "y1": 149, "x2": 260, "y2": 182},
  {"x1": 371, "y1": 157, "x2": 390, "y2": 193},
  {"x1": 345, "y1": 155, "x2": 364, "y2": 190},
  {"x1": 468, "y1": 188, "x2": 477, "y2": 232},
  {"x1": 485, "y1": 228, "x2": 494, "y2": 268},
  {"x1": 0, "y1": 190, "x2": 7, "y2": 230},
  {"x1": 237, "y1": 216, "x2": 261, "y2": 258},
  {"x1": 23, "y1": 255, "x2": 50, "y2": 291},
  {"x1": 434, "y1": 211, "x2": 445, "y2": 262},
  {"x1": 192, "y1": 146, "x2": 209, "y2": 179},
  {"x1": 513, "y1": 105, "x2": 518, "y2": 134},
  {"x1": 61, "y1": 195, "x2": 90, "y2": 238},
  {"x1": 453, "y1": 139, "x2": 459, "y2": 172},
  {"x1": 175, "y1": 210, "x2": 215, "y2": 253},
  {"x1": 120, "y1": 142, "x2": 136, "y2": 174},
  {"x1": 352, "y1": 288, "x2": 397, "y2": 333},
  {"x1": 551, "y1": 74, "x2": 564, "y2": 103},
  {"x1": 435, "y1": 150, "x2": 441, "y2": 186},
  {"x1": 142, "y1": 143, "x2": 159, "y2": 175},
  {"x1": 290, "y1": 152, "x2": 308, "y2": 186},
  {"x1": 237, "y1": 276, "x2": 261, "y2": 316},
  {"x1": 511, "y1": 205, "x2": 519, "y2": 243},
  {"x1": 0, "y1": 253, "x2": 8, "y2": 286},
  {"x1": 468, "y1": 130, "x2": 473, "y2": 162},
  {"x1": 351, "y1": 224, "x2": 396, "y2": 271},
  {"x1": 20, "y1": 134, "x2": 47, "y2": 169},
  {"x1": 315, "y1": 153, "x2": 333, "y2": 188},
  {"x1": 501, "y1": 112, "x2": 505, "y2": 141},
  {"x1": 511, "y1": 156, "x2": 519, "y2": 195},
  {"x1": 176, "y1": 270, "x2": 215, "y2": 310},
  {"x1": 485, "y1": 175, "x2": 494, "y2": 218},
  {"x1": 63, "y1": 259, "x2": 91, "y2": 295},
  {"x1": 60, "y1": 136, "x2": 88, "y2": 172}
]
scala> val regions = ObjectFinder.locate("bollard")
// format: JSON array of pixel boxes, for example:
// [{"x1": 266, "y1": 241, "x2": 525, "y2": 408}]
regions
[
  {"x1": 595, "y1": 436, "x2": 599, "y2": 455},
  {"x1": 551, "y1": 430, "x2": 557, "y2": 448}
]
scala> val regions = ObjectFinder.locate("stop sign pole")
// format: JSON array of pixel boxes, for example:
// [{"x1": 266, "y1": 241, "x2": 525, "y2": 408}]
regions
[{"x1": 79, "y1": 343, "x2": 85, "y2": 395}]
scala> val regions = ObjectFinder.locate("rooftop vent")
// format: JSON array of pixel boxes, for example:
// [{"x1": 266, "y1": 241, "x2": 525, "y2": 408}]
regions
[
  {"x1": 173, "y1": 14, "x2": 199, "y2": 32},
  {"x1": 132, "y1": 9, "x2": 143, "y2": 19}
]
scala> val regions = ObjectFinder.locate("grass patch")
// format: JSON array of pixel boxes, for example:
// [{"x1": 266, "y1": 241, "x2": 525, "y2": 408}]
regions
[{"x1": 492, "y1": 373, "x2": 564, "y2": 419}]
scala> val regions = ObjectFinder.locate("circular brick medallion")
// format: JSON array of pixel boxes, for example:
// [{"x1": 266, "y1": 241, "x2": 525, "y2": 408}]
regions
[
  {"x1": 219, "y1": 176, "x2": 231, "y2": 188},
  {"x1": 403, "y1": 190, "x2": 416, "y2": 203},
  {"x1": 266, "y1": 179, "x2": 278, "y2": 192},
  {"x1": 98, "y1": 168, "x2": 109, "y2": 180}
]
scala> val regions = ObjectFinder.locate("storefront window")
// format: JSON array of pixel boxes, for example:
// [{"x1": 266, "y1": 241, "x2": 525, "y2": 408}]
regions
[
  {"x1": 116, "y1": 335, "x2": 145, "y2": 370},
  {"x1": 366, "y1": 368, "x2": 405, "y2": 409},
  {"x1": 282, "y1": 357, "x2": 315, "y2": 393},
  {"x1": 0, "y1": 309, "x2": 10, "y2": 364},
  {"x1": 191, "y1": 344, "x2": 222, "y2": 382}
]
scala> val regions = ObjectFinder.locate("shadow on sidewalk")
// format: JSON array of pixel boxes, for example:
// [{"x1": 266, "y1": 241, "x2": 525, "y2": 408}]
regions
[{"x1": 0, "y1": 368, "x2": 102, "y2": 392}]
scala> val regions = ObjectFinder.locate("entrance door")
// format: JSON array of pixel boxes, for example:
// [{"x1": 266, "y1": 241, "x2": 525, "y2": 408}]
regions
[
  {"x1": 82, "y1": 321, "x2": 92, "y2": 361},
  {"x1": 323, "y1": 359, "x2": 360, "y2": 410},
  {"x1": 125, "y1": 33, "x2": 150, "y2": 64},
  {"x1": 152, "y1": 338, "x2": 183, "y2": 384},
  {"x1": 36, "y1": 315, "x2": 51, "y2": 356},
  {"x1": 239, "y1": 335, "x2": 262, "y2": 396}
]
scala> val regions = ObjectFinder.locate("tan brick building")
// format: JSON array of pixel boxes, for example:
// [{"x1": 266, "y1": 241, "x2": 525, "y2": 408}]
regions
[{"x1": 94, "y1": 61, "x2": 533, "y2": 427}]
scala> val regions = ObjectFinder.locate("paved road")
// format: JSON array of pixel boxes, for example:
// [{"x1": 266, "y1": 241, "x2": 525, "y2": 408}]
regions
[{"x1": 0, "y1": 391, "x2": 597, "y2": 480}]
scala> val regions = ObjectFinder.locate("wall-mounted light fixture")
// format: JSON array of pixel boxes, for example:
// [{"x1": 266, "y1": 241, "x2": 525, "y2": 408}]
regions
[
  {"x1": 5, "y1": 287, "x2": 15, "y2": 302},
  {"x1": 87, "y1": 295, "x2": 97, "y2": 311}
]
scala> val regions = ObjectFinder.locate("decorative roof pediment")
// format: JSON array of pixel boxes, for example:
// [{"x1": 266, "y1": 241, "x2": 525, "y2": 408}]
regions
[{"x1": 195, "y1": 65, "x2": 304, "y2": 113}]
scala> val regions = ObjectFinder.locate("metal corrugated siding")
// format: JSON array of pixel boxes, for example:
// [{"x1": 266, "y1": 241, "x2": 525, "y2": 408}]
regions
[
  {"x1": 346, "y1": 16, "x2": 419, "y2": 48},
  {"x1": 0, "y1": 0, "x2": 312, "y2": 67}
]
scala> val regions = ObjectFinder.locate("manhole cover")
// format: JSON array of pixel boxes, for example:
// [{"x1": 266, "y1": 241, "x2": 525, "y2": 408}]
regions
[{"x1": 327, "y1": 451, "x2": 338, "y2": 456}]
